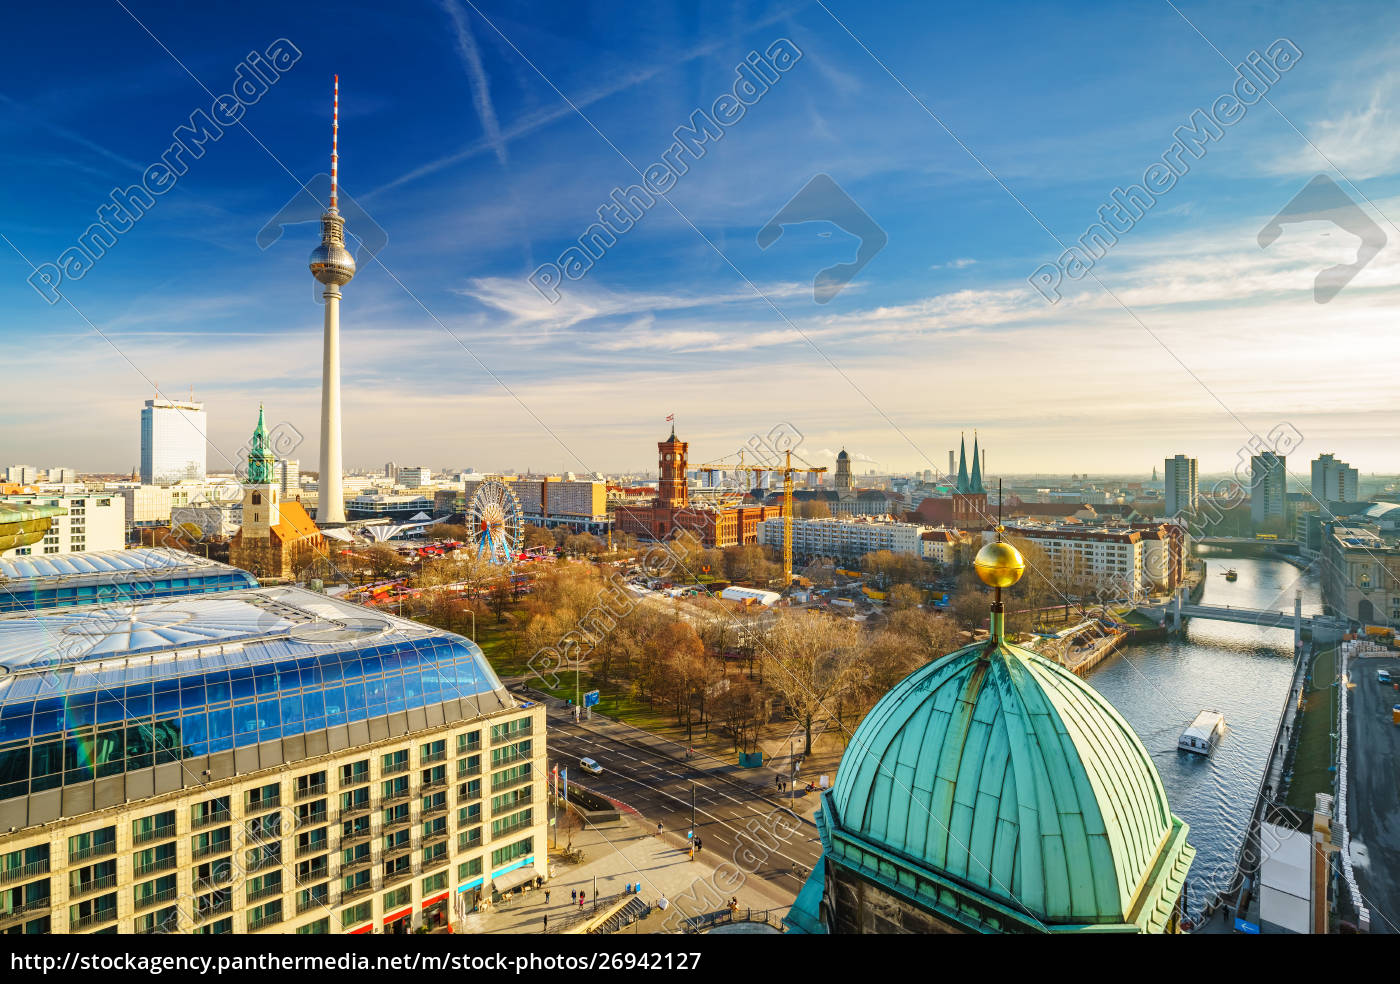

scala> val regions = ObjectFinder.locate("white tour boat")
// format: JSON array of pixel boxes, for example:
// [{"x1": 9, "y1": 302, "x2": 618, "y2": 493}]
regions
[{"x1": 1178, "y1": 710, "x2": 1226, "y2": 755}]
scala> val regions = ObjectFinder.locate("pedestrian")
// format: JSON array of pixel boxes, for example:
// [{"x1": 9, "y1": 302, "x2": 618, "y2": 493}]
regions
[
  {"x1": 545, "y1": 890, "x2": 551, "y2": 903},
  {"x1": 543, "y1": 914, "x2": 548, "y2": 931},
  {"x1": 579, "y1": 892, "x2": 585, "y2": 909},
  {"x1": 776, "y1": 774, "x2": 782, "y2": 792},
  {"x1": 571, "y1": 889, "x2": 577, "y2": 904}
]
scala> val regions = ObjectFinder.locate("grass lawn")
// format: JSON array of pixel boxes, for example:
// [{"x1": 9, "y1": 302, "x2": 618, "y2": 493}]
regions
[{"x1": 1286, "y1": 647, "x2": 1338, "y2": 811}]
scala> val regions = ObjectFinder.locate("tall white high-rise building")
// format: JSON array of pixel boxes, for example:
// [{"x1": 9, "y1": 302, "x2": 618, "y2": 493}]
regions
[
  {"x1": 277, "y1": 458, "x2": 300, "y2": 496},
  {"x1": 1310, "y1": 453, "x2": 1358, "y2": 505},
  {"x1": 5, "y1": 465, "x2": 39, "y2": 484},
  {"x1": 1164, "y1": 454, "x2": 1198, "y2": 518},
  {"x1": 309, "y1": 76, "x2": 354, "y2": 526},
  {"x1": 140, "y1": 398, "x2": 206, "y2": 485},
  {"x1": 1250, "y1": 452, "x2": 1287, "y2": 526}
]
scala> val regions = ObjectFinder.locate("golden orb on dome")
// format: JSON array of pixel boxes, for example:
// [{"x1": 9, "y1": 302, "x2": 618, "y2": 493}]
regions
[{"x1": 974, "y1": 539, "x2": 1025, "y2": 588}]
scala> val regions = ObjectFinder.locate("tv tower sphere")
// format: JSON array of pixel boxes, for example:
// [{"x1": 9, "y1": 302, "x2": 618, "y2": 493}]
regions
[{"x1": 309, "y1": 224, "x2": 356, "y2": 285}]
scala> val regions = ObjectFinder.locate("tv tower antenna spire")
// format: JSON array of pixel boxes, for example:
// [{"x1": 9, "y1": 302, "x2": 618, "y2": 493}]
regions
[{"x1": 309, "y1": 75, "x2": 356, "y2": 527}]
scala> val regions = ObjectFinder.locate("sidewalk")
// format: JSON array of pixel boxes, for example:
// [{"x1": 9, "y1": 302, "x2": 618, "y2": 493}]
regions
[{"x1": 458, "y1": 812, "x2": 797, "y2": 935}]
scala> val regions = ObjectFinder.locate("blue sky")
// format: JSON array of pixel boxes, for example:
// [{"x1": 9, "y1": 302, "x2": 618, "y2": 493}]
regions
[{"x1": 3, "y1": 0, "x2": 1399, "y2": 479}]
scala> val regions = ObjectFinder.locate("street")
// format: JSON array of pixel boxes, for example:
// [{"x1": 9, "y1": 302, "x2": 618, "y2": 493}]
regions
[
  {"x1": 523, "y1": 692, "x2": 823, "y2": 895},
  {"x1": 1346, "y1": 655, "x2": 1400, "y2": 933}
]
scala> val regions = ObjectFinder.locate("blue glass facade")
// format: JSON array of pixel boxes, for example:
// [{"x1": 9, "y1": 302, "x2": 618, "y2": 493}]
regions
[
  {"x1": 0, "y1": 570, "x2": 256, "y2": 614},
  {"x1": 0, "y1": 634, "x2": 503, "y2": 802}
]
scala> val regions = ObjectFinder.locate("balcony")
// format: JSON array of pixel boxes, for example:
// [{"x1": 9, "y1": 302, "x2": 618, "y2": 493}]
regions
[
  {"x1": 0, "y1": 859, "x2": 50, "y2": 884},
  {"x1": 339, "y1": 855, "x2": 372, "y2": 876},
  {"x1": 457, "y1": 833, "x2": 483, "y2": 851},
  {"x1": 245, "y1": 794, "x2": 282, "y2": 814},
  {"x1": 135, "y1": 886, "x2": 179, "y2": 911},
  {"x1": 492, "y1": 818, "x2": 533, "y2": 840},
  {"x1": 246, "y1": 882, "x2": 283, "y2": 904},
  {"x1": 382, "y1": 841, "x2": 412, "y2": 861},
  {"x1": 340, "y1": 800, "x2": 372, "y2": 820},
  {"x1": 134, "y1": 855, "x2": 178, "y2": 878},
  {"x1": 340, "y1": 827, "x2": 372, "y2": 848},
  {"x1": 296, "y1": 865, "x2": 328, "y2": 886},
  {"x1": 69, "y1": 907, "x2": 116, "y2": 931},
  {"x1": 457, "y1": 812, "x2": 481, "y2": 830},
  {"x1": 133, "y1": 823, "x2": 177, "y2": 846},
  {"x1": 381, "y1": 759, "x2": 410, "y2": 777},
  {"x1": 295, "y1": 781, "x2": 327, "y2": 801},
  {"x1": 490, "y1": 749, "x2": 530, "y2": 769},
  {"x1": 422, "y1": 830, "x2": 449, "y2": 850},
  {"x1": 69, "y1": 874, "x2": 118, "y2": 897},
  {"x1": 67, "y1": 841, "x2": 116, "y2": 864},
  {"x1": 339, "y1": 771, "x2": 370, "y2": 790},
  {"x1": 420, "y1": 853, "x2": 450, "y2": 874},
  {"x1": 246, "y1": 852, "x2": 281, "y2": 874},
  {"x1": 421, "y1": 776, "x2": 447, "y2": 793},
  {"x1": 193, "y1": 898, "x2": 232, "y2": 923},
  {"x1": 381, "y1": 811, "x2": 411, "y2": 832},
  {"x1": 493, "y1": 791, "x2": 533, "y2": 816},
  {"x1": 340, "y1": 881, "x2": 373, "y2": 902},
  {"x1": 191, "y1": 808, "x2": 231, "y2": 831},
  {"x1": 422, "y1": 801, "x2": 448, "y2": 820},
  {"x1": 295, "y1": 810, "x2": 329, "y2": 830},
  {"x1": 192, "y1": 840, "x2": 232, "y2": 861},
  {"x1": 382, "y1": 788, "x2": 412, "y2": 807},
  {"x1": 490, "y1": 772, "x2": 530, "y2": 795},
  {"x1": 296, "y1": 891, "x2": 330, "y2": 915},
  {"x1": 421, "y1": 749, "x2": 447, "y2": 765},
  {"x1": 193, "y1": 871, "x2": 233, "y2": 892},
  {"x1": 381, "y1": 866, "x2": 412, "y2": 890},
  {"x1": 456, "y1": 764, "x2": 482, "y2": 780},
  {"x1": 457, "y1": 739, "x2": 482, "y2": 755},
  {"x1": 492, "y1": 724, "x2": 533, "y2": 743},
  {"x1": 0, "y1": 898, "x2": 51, "y2": 927},
  {"x1": 247, "y1": 910, "x2": 283, "y2": 932}
]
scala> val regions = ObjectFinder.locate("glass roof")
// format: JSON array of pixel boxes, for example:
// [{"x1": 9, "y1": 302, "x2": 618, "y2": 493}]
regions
[
  {"x1": 0, "y1": 586, "x2": 504, "y2": 705},
  {"x1": 0, "y1": 547, "x2": 222, "y2": 582}
]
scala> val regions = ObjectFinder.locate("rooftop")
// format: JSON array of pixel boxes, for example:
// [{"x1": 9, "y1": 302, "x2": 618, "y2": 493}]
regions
[
  {"x1": 0, "y1": 585, "x2": 507, "y2": 710},
  {"x1": 816, "y1": 628, "x2": 1193, "y2": 932}
]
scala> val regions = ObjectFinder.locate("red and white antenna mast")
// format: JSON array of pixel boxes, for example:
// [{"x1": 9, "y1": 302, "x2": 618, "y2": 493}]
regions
[{"x1": 330, "y1": 74, "x2": 339, "y2": 213}]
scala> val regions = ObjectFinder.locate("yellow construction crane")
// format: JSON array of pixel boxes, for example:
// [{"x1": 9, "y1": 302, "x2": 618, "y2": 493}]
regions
[{"x1": 695, "y1": 449, "x2": 826, "y2": 588}]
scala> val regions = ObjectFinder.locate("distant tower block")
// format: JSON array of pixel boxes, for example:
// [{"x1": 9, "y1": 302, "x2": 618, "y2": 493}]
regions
[
  {"x1": 309, "y1": 75, "x2": 356, "y2": 526},
  {"x1": 948, "y1": 450, "x2": 955, "y2": 480}
]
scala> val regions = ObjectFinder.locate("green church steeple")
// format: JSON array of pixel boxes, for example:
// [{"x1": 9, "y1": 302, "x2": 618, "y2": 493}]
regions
[
  {"x1": 246, "y1": 404, "x2": 275, "y2": 485},
  {"x1": 955, "y1": 433, "x2": 970, "y2": 493},
  {"x1": 970, "y1": 432, "x2": 984, "y2": 494}
]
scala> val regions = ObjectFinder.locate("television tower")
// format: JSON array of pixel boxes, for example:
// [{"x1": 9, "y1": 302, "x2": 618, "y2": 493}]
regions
[{"x1": 309, "y1": 75, "x2": 355, "y2": 526}]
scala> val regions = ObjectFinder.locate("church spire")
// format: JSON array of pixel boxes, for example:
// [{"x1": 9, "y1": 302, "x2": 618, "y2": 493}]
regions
[
  {"x1": 956, "y1": 432, "x2": 970, "y2": 494},
  {"x1": 247, "y1": 404, "x2": 275, "y2": 485},
  {"x1": 970, "y1": 431, "x2": 984, "y2": 494}
]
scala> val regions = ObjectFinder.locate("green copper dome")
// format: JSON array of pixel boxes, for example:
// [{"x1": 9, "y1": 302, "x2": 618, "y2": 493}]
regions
[{"x1": 821, "y1": 632, "x2": 1194, "y2": 933}]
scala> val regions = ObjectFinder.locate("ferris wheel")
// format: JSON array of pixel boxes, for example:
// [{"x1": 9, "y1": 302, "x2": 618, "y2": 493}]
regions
[{"x1": 466, "y1": 479, "x2": 524, "y2": 565}]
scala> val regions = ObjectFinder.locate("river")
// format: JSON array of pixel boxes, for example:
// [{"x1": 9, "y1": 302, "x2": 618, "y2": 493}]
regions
[{"x1": 1087, "y1": 553, "x2": 1322, "y2": 919}]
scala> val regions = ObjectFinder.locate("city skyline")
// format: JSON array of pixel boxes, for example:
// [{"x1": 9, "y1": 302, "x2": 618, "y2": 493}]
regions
[{"x1": 4, "y1": 1, "x2": 1400, "y2": 475}]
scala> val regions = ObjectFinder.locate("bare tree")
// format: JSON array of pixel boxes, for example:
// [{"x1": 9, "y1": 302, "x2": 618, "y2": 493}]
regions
[{"x1": 765, "y1": 613, "x2": 859, "y2": 755}]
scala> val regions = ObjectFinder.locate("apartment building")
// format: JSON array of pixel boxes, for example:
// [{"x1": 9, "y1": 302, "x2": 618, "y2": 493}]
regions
[
  {"x1": 0, "y1": 586, "x2": 546, "y2": 934},
  {"x1": 1, "y1": 494, "x2": 124, "y2": 559},
  {"x1": 988, "y1": 523, "x2": 1148, "y2": 600},
  {"x1": 760, "y1": 515, "x2": 926, "y2": 564}
]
